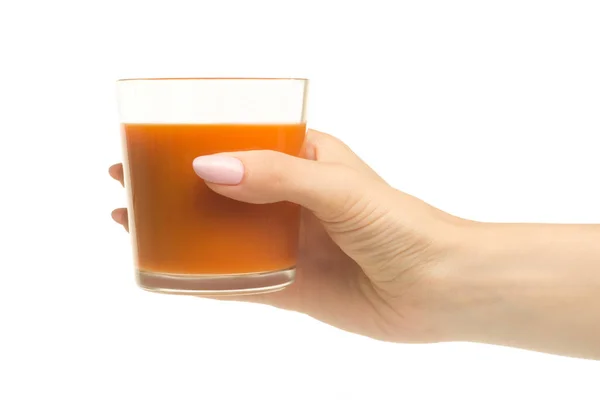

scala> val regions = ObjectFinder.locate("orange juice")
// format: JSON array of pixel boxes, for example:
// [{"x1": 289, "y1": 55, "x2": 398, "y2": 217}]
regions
[{"x1": 122, "y1": 123, "x2": 306, "y2": 275}]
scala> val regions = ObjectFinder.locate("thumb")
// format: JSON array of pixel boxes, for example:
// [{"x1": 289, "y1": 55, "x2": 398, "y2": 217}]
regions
[{"x1": 192, "y1": 150, "x2": 371, "y2": 221}]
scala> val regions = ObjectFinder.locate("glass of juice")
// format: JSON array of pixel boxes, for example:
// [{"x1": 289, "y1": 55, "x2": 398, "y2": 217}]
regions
[{"x1": 116, "y1": 78, "x2": 308, "y2": 295}]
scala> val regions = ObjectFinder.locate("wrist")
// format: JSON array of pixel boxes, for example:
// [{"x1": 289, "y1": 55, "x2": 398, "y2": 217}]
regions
[
  {"x1": 432, "y1": 221, "x2": 600, "y2": 358},
  {"x1": 425, "y1": 220, "x2": 534, "y2": 343}
]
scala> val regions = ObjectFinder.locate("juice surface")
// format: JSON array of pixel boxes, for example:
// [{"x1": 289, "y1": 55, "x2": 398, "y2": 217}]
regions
[{"x1": 122, "y1": 123, "x2": 306, "y2": 275}]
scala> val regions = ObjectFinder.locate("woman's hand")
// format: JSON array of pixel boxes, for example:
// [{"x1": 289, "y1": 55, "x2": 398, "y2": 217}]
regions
[
  {"x1": 110, "y1": 129, "x2": 464, "y2": 343},
  {"x1": 111, "y1": 129, "x2": 600, "y2": 359}
]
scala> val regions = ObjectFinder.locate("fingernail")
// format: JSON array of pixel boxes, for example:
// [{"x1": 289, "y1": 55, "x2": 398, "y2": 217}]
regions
[{"x1": 192, "y1": 155, "x2": 244, "y2": 185}]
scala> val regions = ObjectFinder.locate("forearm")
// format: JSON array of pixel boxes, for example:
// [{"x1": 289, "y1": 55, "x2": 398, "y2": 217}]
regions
[{"x1": 446, "y1": 222, "x2": 600, "y2": 359}]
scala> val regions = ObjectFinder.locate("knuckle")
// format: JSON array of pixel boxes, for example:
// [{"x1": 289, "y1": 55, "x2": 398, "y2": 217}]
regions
[{"x1": 246, "y1": 150, "x2": 289, "y2": 187}]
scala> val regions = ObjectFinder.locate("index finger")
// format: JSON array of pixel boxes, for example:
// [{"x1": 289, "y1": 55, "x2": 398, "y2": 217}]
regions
[{"x1": 109, "y1": 163, "x2": 124, "y2": 187}]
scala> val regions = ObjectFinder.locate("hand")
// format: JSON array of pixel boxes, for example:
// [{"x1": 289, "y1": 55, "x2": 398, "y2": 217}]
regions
[
  {"x1": 110, "y1": 129, "x2": 464, "y2": 343},
  {"x1": 111, "y1": 129, "x2": 600, "y2": 358}
]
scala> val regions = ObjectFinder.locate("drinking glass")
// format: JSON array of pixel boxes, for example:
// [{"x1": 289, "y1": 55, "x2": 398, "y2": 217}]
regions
[{"x1": 116, "y1": 78, "x2": 309, "y2": 295}]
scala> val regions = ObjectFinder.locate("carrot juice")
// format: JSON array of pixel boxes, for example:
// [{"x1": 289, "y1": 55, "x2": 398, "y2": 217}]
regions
[{"x1": 122, "y1": 123, "x2": 306, "y2": 276}]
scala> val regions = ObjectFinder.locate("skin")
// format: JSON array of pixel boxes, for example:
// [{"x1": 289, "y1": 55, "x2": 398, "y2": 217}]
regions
[{"x1": 110, "y1": 129, "x2": 600, "y2": 359}]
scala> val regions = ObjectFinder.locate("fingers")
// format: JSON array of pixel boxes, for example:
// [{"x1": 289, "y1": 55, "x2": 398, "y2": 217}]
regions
[
  {"x1": 192, "y1": 150, "x2": 384, "y2": 222},
  {"x1": 110, "y1": 130, "x2": 383, "y2": 228},
  {"x1": 111, "y1": 208, "x2": 129, "y2": 231},
  {"x1": 109, "y1": 163, "x2": 124, "y2": 187},
  {"x1": 109, "y1": 164, "x2": 127, "y2": 230}
]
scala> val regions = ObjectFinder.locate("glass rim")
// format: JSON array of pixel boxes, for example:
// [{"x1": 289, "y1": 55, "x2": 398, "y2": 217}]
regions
[{"x1": 117, "y1": 77, "x2": 309, "y2": 83}]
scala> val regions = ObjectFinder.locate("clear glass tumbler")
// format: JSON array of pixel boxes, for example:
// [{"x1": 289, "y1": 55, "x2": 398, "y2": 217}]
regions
[{"x1": 116, "y1": 78, "x2": 309, "y2": 295}]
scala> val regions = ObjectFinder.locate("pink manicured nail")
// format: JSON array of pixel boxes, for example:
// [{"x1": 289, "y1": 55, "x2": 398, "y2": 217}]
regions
[{"x1": 192, "y1": 155, "x2": 244, "y2": 185}]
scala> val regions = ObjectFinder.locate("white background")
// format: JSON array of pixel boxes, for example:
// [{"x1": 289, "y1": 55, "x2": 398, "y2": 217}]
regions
[{"x1": 1, "y1": 0, "x2": 599, "y2": 398}]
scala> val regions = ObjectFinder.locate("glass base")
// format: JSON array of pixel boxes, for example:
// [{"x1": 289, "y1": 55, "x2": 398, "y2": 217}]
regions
[{"x1": 136, "y1": 267, "x2": 295, "y2": 296}]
